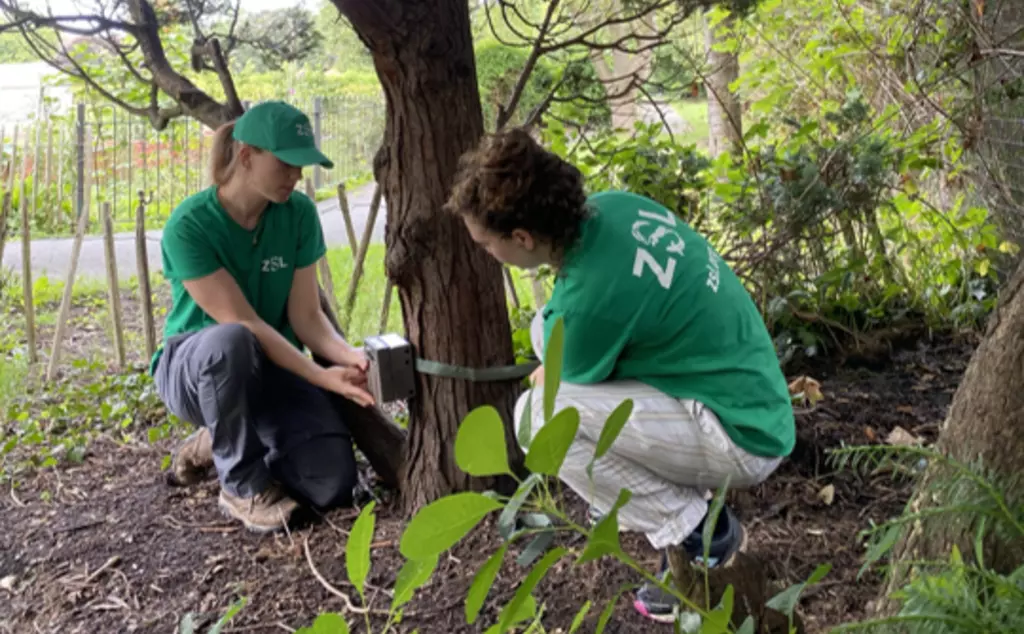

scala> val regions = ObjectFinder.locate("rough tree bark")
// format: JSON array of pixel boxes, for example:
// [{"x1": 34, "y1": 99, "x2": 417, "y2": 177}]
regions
[
  {"x1": 333, "y1": 0, "x2": 524, "y2": 513},
  {"x1": 704, "y1": 10, "x2": 742, "y2": 157},
  {"x1": 876, "y1": 258, "x2": 1024, "y2": 614}
]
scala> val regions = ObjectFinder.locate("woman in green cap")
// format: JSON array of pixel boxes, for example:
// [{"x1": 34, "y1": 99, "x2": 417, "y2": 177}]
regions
[{"x1": 150, "y1": 101, "x2": 374, "y2": 533}]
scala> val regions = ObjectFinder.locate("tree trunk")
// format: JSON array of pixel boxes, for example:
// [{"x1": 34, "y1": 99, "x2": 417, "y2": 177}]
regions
[
  {"x1": 704, "y1": 11, "x2": 742, "y2": 157},
  {"x1": 334, "y1": 0, "x2": 524, "y2": 514},
  {"x1": 876, "y1": 258, "x2": 1024, "y2": 614}
]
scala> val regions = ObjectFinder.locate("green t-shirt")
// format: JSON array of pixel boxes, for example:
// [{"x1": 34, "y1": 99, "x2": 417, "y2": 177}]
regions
[
  {"x1": 150, "y1": 186, "x2": 327, "y2": 373},
  {"x1": 541, "y1": 190, "x2": 795, "y2": 458}
]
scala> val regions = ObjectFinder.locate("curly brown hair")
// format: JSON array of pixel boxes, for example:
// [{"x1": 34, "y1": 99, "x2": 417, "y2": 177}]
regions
[{"x1": 445, "y1": 127, "x2": 590, "y2": 253}]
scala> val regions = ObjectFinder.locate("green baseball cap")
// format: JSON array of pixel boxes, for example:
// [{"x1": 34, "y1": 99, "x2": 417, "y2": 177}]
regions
[{"x1": 232, "y1": 100, "x2": 334, "y2": 169}]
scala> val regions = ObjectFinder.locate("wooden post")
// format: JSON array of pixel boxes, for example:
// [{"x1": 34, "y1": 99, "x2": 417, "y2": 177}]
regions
[
  {"x1": 5, "y1": 125, "x2": 16, "y2": 194},
  {"x1": 56, "y1": 125, "x2": 66, "y2": 230},
  {"x1": 20, "y1": 160, "x2": 36, "y2": 364},
  {"x1": 45, "y1": 200, "x2": 91, "y2": 381},
  {"x1": 135, "y1": 191, "x2": 156, "y2": 360},
  {"x1": 0, "y1": 192, "x2": 11, "y2": 271},
  {"x1": 342, "y1": 184, "x2": 383, "y2": 328},
  {"x1": 336, "y1": 182, "x2": 360, "y2": 254},
  {"x1": 101, "y1": 202, "x2": 126, "y2": 368},
  {"x1": 306, "y1": 178, "x2": 338, "y2": 313},
  {"x1": 31, "y1": 115, "x2": 42, "y2": 229}
]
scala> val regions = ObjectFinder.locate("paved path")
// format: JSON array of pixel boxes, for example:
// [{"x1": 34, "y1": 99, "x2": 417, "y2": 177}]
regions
[{"x1": 2, "y1": 183, "x2": 387, "y2": 282}]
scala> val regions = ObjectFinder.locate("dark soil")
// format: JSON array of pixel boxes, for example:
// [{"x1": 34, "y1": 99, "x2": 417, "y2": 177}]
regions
[{"x1": 0, "y1": 324, "x2": 977, "y2": 634}]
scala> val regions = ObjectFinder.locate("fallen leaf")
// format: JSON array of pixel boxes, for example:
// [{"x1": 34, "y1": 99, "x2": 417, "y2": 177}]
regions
[
  {"x1": 896, "y1": 405, "x2": 915, "y2": 414},
  {"x1": 807, "y1": 528, "x2": 824, "y2": 536},
  {"x1": 0, "y1": 575, "x2": 15, "y2": 592},
  {"x1": 864, "y1": 426, "x2": 878, "y2": 442},
  {"x1": 817, "y1": 484, "x2": 836, "y2": 506},
  {"x1": 788, "y1": 375, "x2": 825, "y2": 406},
  {"x1": 886, "y1": 426, "x2": 923, "y2": 447}
]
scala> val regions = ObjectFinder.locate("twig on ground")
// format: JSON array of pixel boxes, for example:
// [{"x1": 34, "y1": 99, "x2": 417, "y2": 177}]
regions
[
  {"x1": 53, "y1": 519, "x2": 104, "y2": 534},
  {"x1": 302, "y1": 536, "x2": 393, "y2": 617},
  {"x1": 161, "y1": 514, "x2": 238, "y2": 532},
  {"x1": 315, "y1": 509, "x2": 350, "y2": 537},
  {"x1": 85, "y1": 556, "x2": 121, "y2": 584},
  {"x1": 9, "y1": 483, "x2": 25, "y2": 507}
]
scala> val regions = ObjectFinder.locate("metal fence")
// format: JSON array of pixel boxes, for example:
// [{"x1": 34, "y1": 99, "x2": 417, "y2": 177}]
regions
[
  {"x1": 0, "y1": 94, "x2": 384, "y2": 236},
  {"x1": 975, "y1": 0, "x2": 1024, "y2": 270}
]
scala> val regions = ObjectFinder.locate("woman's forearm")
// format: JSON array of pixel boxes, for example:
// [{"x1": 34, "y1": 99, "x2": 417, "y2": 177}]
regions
[
  {"x1": 293, "y1": 311, "x2": 359, "y2": 367},
  {"x1": 243, "y1": 318, "x2": 327, "y2": 386}
]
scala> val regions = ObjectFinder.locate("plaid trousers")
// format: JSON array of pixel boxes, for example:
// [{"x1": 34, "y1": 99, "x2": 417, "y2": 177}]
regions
[{"x1": 516, "y1": 310, "x2": 782, "y2": 549}]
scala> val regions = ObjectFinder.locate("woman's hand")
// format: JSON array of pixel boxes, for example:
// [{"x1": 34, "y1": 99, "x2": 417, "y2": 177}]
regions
[
  {"x1": 315, "y1": 365, "x2": 375, "y2": 407},
  {"x1": 340, "y1": 346, "x2": 369, "y2": 372}
]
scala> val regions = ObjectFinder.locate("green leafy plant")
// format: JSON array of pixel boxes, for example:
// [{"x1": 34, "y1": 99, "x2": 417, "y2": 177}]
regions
[
  {"x1": 302, "y1": 317, "x2": 825, "y2": 633},
  {"x1": 826, "y1": 444, "x2": 1024, "y2": 634}
]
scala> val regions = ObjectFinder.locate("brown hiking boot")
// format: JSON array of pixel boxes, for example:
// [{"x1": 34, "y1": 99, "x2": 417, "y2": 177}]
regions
[
  {"x1": 218, "y1": 482, "x2": 299, "y2": 533},
  {"x1": 168, "y1": 428, "x2": 215, "y2": 486}
]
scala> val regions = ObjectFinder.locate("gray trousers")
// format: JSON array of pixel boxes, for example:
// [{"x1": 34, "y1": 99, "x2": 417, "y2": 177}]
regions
[{"x1": 153, "y1": 323, "x2": 357, "y2": 508}]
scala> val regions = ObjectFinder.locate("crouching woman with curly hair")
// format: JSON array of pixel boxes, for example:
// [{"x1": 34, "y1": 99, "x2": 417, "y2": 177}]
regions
[{"x1": 444, "y1": 128, "x2": 796, "y2": 624}]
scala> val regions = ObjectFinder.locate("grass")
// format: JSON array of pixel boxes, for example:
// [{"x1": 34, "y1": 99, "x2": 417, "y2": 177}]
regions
[{"x1": 668, "y1": 98, "x2": 710, "y2": 148}]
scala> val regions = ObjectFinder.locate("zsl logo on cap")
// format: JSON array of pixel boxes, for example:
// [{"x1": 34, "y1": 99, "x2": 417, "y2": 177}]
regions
[{"x1": 296, "y1": 123, "x2": 313, "y2": 137}]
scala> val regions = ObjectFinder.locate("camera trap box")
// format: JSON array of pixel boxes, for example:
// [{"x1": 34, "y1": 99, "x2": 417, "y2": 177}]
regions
[{"x1": 364, "y1": 333, "x2": 416, "y2": 404}]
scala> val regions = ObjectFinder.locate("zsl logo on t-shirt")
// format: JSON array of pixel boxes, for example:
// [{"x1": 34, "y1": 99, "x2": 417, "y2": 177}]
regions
[{"x1": 261, "y1": 256, "x2": 289, "y2": 273}]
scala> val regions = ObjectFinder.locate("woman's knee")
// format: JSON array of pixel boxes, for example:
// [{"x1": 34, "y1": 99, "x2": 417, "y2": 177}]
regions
[{"x1": 281, "y1": 437, "x2": 358, "y2": 508}]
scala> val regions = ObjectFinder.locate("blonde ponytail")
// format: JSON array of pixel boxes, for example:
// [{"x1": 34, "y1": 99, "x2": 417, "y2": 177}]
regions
[{"x1": 209, "y1": 121, "x2": 239, "y2": 186}]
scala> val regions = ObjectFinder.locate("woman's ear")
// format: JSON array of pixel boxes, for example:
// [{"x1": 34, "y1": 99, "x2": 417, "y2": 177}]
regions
[
  {"x1": 511, "y1": 228, "x2": 536, "y2": 251},
  {"x1": 236, "y1": 144, "x2": 252, "y2": 169}
]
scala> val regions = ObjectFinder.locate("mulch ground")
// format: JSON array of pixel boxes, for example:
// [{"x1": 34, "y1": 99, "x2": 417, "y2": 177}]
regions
[{"x1": 0, "y1": 285, "x2": 978, "y2": 633}]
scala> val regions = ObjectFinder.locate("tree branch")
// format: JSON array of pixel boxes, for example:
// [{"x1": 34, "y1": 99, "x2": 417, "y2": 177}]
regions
[{"x1": 496, "y1": 0, "x2": 561, "y2": 130}]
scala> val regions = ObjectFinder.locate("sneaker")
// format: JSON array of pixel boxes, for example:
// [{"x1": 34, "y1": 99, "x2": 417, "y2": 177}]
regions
[
  {"x1": 633, "y1": 505, "x2": 747, "y2": 624},
  {"x1": 218, "y1": 482, "x2": 299, "y2": 533},
  {"x1": 168, "y1": 427, "x2": 214, "y2": 486}
]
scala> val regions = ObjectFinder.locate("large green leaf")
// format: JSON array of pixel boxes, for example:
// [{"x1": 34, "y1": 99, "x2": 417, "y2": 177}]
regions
[
  {"x1": 346, "y1": 501, "x2": 376, "y2": 598},
  {"x1": 587, "y1": 399, "x2": 634, "y2": 478},
  {"x1": 524, "y1": 407, "x2": 580, "y2": 476},
  {"x1": 455, "y1": 405, "x2": 511, "y2": 476},
  {"x1": 497, "y1": 473, "x2": 543, "y2": 539},
  {"x1": 543, "y1": 317, "x2": 564, "y2": 422},
  {"x1": 465, "y1": 544, "x2": 508, "y2": 624},
  {"x1": 391, "y1": 556, "x2": 438, "y2": 611},
  {"x1": 295, "y1": 612, "x2": 349, "y2": 634},
  {"x1": 577, "y1": 488, "x2": 632, "y2": 564},
  {"x1": 400, "y1": 492, "x2": 503, "y2": 560},
  {"x1": 496, "y1": 547, "x2": 568, "y2": 632}
]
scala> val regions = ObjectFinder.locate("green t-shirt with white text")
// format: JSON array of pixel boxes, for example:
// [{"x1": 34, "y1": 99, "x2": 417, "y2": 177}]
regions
[
  {"x1": 150, "y1": 186, "x2": 326, "y2": 372},
  {"x1": 541, "y1": 190, "x2": 795, "y2": 458}
]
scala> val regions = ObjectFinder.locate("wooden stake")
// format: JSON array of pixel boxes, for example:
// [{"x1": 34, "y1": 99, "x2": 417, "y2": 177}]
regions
[
  {"x1": 343, "y1": 184, "x2": 383, "y2": 329},
  {"x1": 20, "y1": 168, "x2": 36, "y2": 364},
  {"x1": 135, "y1": 191, "x2": 156, "y2": 360},
  {"x1": 306, "y1": 178, "x2": 338, "y2": 313},
  {"x1": 5, "y1": 125, "x2": 16, "y2": 193},
  {"x1": 336, "y1": 182, "x2": 359, "y2": 254},
  {"x1": 101, "y1": 202, "x2": 126, "y2": 368},
  {"x1": 45, "y1": 199, "x2": 90, "y2": 382},
  {"x1": 0, "y1": 191, "x2": 11, "y2": 272}
]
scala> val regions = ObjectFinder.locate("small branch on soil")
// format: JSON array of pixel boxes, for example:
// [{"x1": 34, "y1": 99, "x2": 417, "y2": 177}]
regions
[
  {"x1": 85, "y1": 555, "x2": 121, "y2": 584},
  {"x1": 53, "y1": 519, "x2": 105, "y2": 534},
  {"x1": 9, "y1": 483, "x2": 25, "y2": 507},
  {"x1": 302, "y1": 536, "x2": 394, "y2": 617}
]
